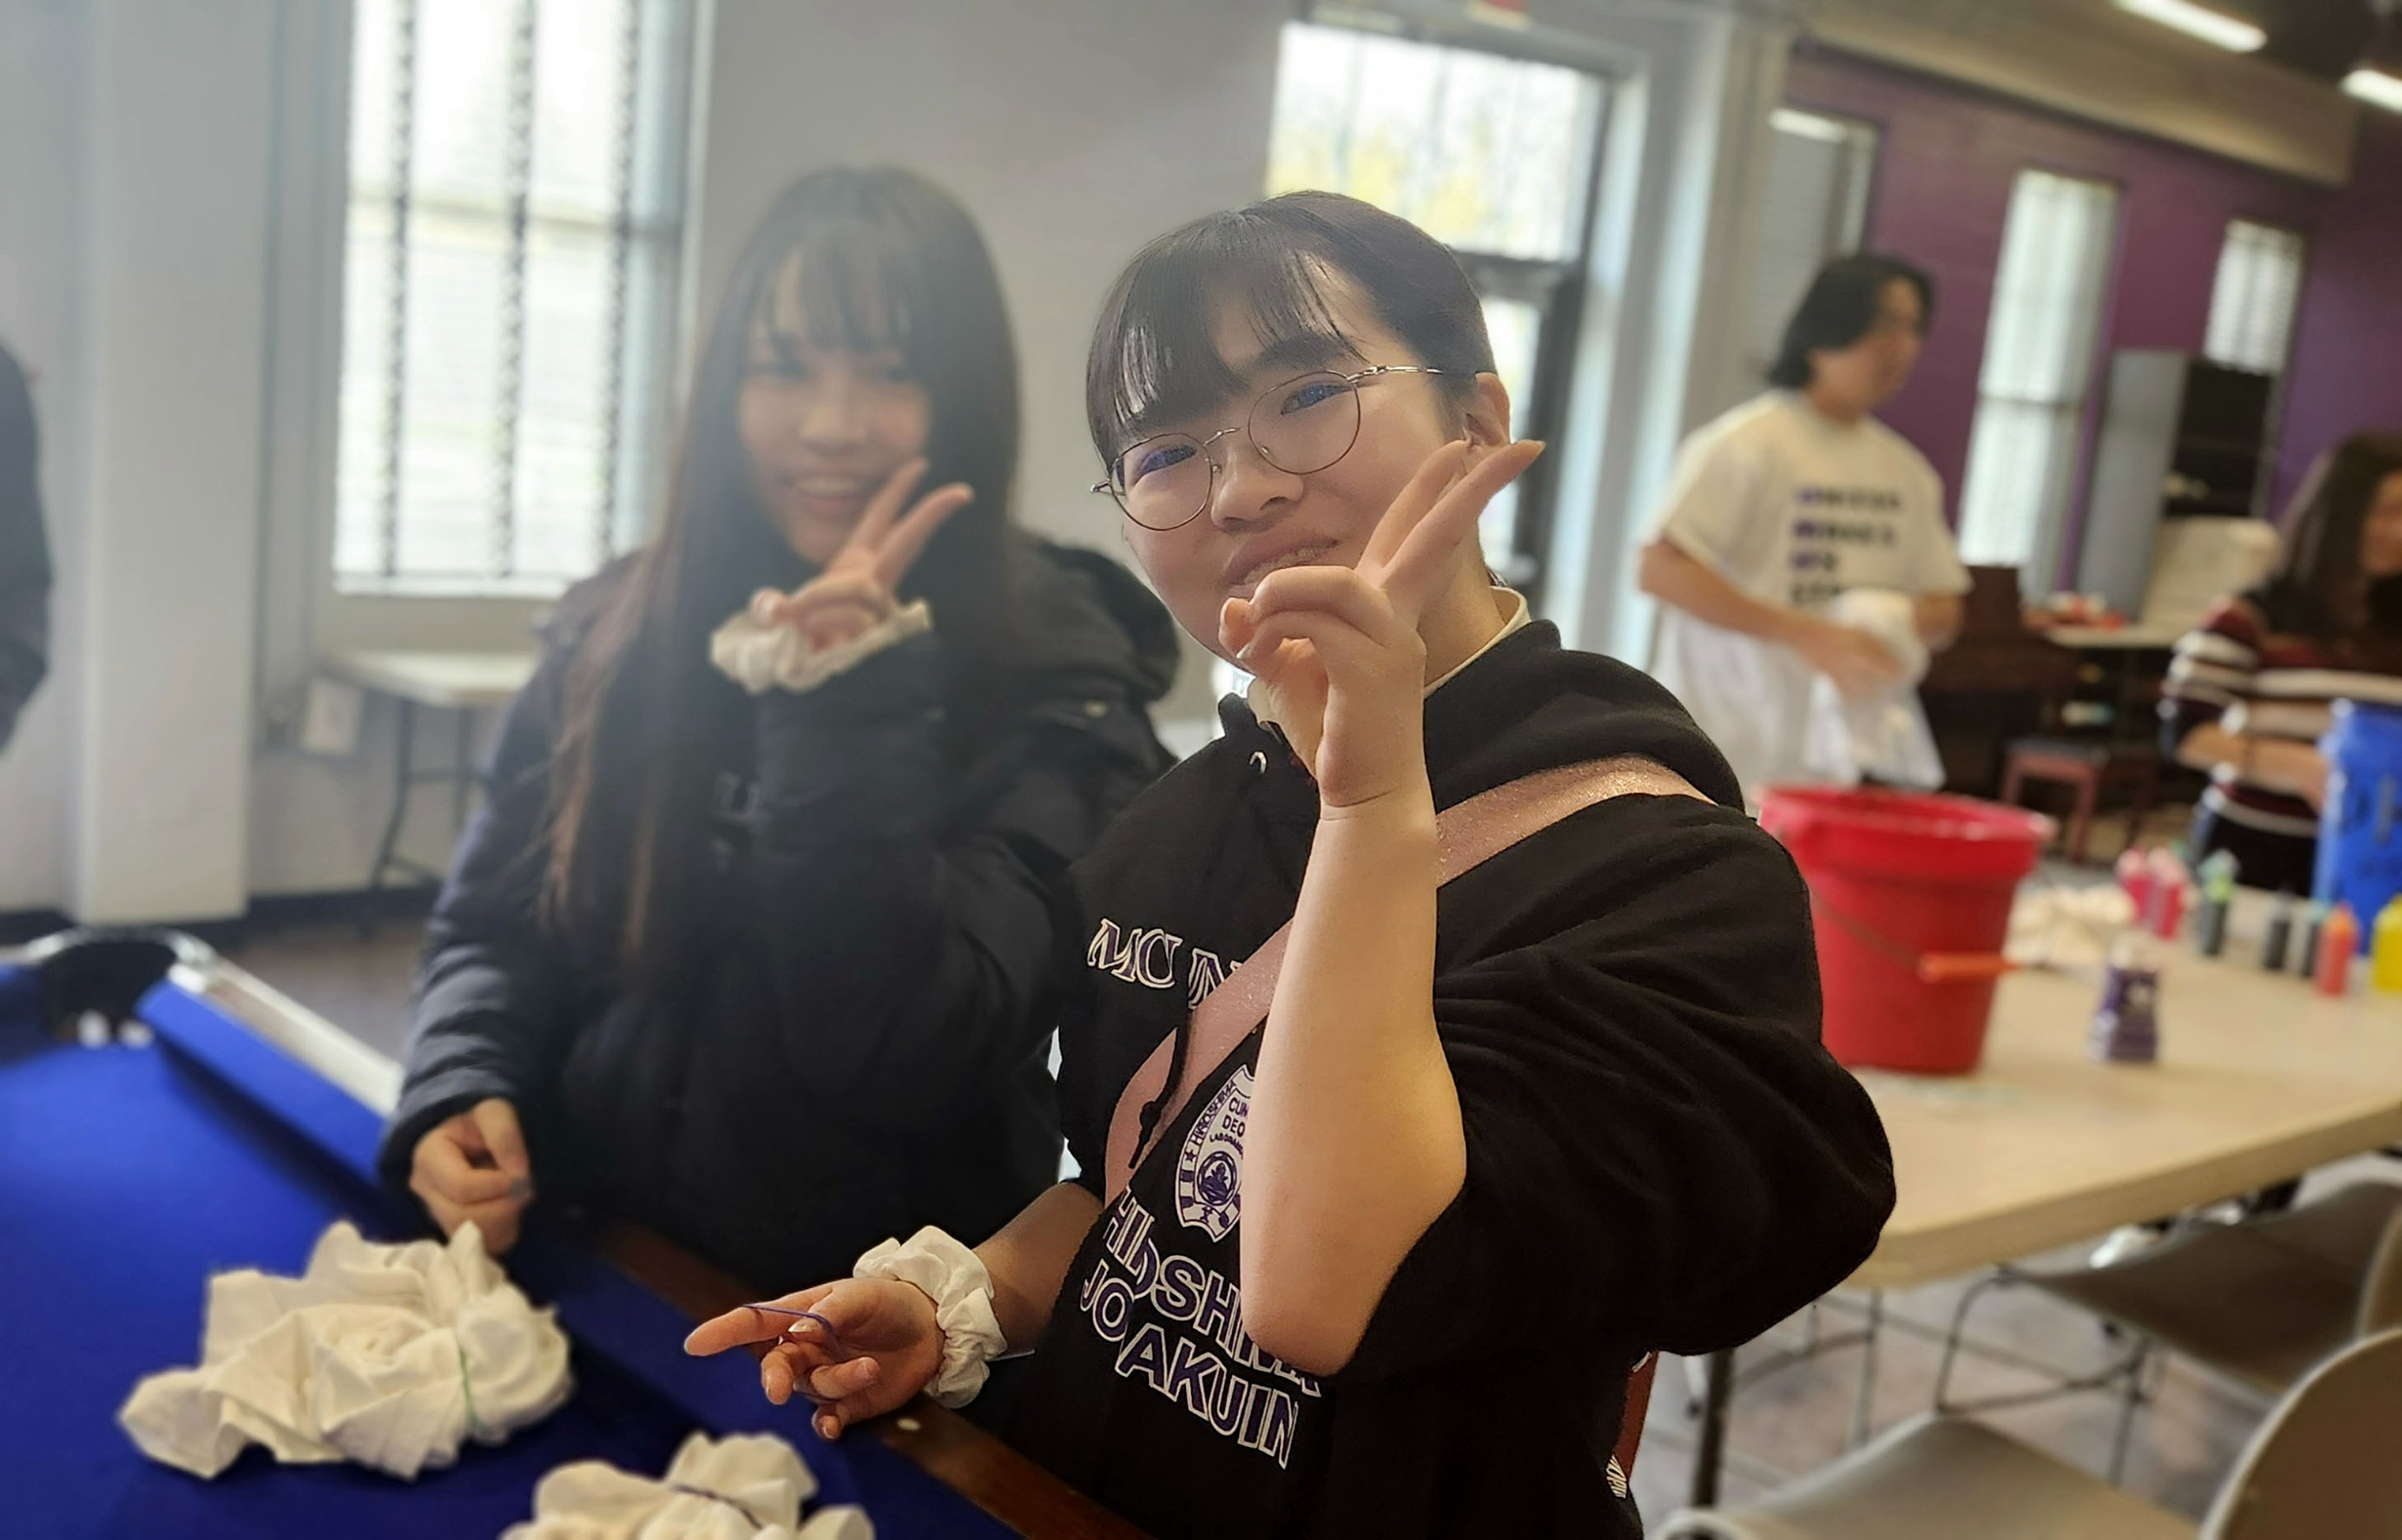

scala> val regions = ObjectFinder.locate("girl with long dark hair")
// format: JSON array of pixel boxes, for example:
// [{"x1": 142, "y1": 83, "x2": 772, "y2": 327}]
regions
[
  {"x1": 689, "y1": 193, "x2": 1892, "y2": 1538},
  {"x1": 2162, "y1": 432, "x2": 2402, "y2": 891},
  {"x1": 379, "y1": 168, "x2": 1180, "y2": 1291}
]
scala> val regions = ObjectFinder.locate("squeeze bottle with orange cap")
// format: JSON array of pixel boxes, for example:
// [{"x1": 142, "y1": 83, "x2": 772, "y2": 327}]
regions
[
  {"x1": 2316, "y1": 902, "x2": 2359, "y2": 996},
  {"x1": 2373, "y1": 897, "x2": 2402, "y2": 992}
]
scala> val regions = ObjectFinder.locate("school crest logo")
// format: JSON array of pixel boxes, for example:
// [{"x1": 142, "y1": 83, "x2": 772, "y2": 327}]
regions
[{"x1": 1175, "y1": 1066, "x2": 1251, "y2": 1241}]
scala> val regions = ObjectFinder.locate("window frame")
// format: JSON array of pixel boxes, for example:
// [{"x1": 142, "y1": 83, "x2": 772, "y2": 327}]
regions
[
  {"x1": 1264, "y1": 12, "x2": 1618, "y2": 609},
  {"x1": 1741, "y1": 105, "x2": 1882, "y2": 385}
]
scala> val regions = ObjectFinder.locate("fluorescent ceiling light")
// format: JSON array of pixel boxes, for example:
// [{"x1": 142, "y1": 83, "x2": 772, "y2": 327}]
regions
[
  {"x1": 2112, "y1": 0, "x2": 2268, "y2": 52},
  {"x1": 2344, "y1": 65, "x2": 2402, "y2": 112}
]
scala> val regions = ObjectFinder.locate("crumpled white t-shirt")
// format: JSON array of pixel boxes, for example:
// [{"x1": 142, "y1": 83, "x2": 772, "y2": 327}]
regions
[
  {"x1": 1798, "y1": 586, "x2": 1946, "y2": 791},
  {"x1": 503, "y1": 1431, "x2": 873, "y2": 1540},
  {"x1": 119, "y1": 1220, "x2": 572, "y2": 1480}
]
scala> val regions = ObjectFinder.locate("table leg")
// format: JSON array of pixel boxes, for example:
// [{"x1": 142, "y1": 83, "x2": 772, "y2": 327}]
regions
[
  {"x1": 1689, "y1": 1347, "x2": 1735, "y2": 1508},
  {"x1": 362, "y1": 699, "x2": 417, "y2": 936}
]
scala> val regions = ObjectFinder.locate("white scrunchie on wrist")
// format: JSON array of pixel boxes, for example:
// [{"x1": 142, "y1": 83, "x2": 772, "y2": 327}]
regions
[
  {"x1": 708, "y1": 600, "x2": 932, "y2": 697},
  {"x1": 853, "y1": 1226, "x2": 1007, "y2": 1408}
]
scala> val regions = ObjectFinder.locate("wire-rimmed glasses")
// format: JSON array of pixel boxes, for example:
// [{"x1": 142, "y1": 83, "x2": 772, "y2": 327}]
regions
[{"x1": 1091, "y1": 365, "x2": 1452, "y2": 532}]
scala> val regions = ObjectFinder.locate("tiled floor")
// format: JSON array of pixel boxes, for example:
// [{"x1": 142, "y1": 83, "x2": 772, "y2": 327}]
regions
[{"x1": 227, "y1": 906, "x2": 2392, "y2": 1532}]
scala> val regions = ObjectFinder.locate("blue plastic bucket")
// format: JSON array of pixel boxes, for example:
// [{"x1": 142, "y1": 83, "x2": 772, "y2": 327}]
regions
[{"x1": 2312, "y1": 699, "x2": 2402, "y2": 951}]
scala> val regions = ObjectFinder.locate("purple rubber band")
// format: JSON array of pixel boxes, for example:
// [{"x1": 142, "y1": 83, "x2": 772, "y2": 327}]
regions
[{"x1": 741, "y1": 1302, "x2": 848, "y2": 1355}]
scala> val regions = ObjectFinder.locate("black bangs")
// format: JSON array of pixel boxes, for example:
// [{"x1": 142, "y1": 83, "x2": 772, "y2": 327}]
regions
[
  {"x1": 755, "y1": 215, "x2": 923, "y2": 359},
  {"x1": 1086, "y1": 192, "x2": 1498, "y2": 464},
  {"x1": 1087, "y1": 212, "x2": 1365, "y2": 459}
]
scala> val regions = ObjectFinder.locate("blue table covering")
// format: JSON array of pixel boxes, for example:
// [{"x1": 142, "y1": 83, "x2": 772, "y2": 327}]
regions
[{"x1": 0, "y1": 966, "x2": 1007, "y2": 1538}]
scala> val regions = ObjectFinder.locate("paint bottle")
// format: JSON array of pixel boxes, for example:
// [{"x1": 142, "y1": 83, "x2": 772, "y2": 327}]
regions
[
  {"x1": 2316, "y1": 902, "x2": 2359, "y2": 996},
  {"x1": 2091, "y1": 929, "x2": 2161, "y2": 1063},
  {"x1": 2373, "y1": 897, "x2": 2402, "y2": 993},
  {"x1": 2262, "y1": 889, "x2": 2295, "y2": 972},
  {"x1": 2194, "y1": 851, "x2": 2239, "y2": 957},
  {"x1": 2302, "y1": 900, "x2": 2331, "y2": 978},
  {"x1": 2147, "y1": 847, "x2": 2189, "y2": 940}
]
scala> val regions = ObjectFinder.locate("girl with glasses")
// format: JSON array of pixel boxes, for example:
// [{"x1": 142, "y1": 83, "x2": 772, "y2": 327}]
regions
[
  {"x1": 691, "y1": 191, "x2": 1893, "y2": 1538},
  {"x1": 378, "y1": 168, "x2": 1180, "y2": 1296}
]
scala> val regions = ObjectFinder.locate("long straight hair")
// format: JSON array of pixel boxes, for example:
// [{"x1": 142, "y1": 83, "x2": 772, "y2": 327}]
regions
[
  {"x1": 544, "y1": 167, "x2": 1021, "y2": 977},
  {"x1": 2260, "y1": 432, "x2": 2402, "y2": 640}
]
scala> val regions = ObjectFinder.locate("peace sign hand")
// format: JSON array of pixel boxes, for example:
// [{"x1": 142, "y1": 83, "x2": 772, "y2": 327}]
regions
[
  {"x1": 751, "y1": 459, "x2": 972, "y2": 651},
  {"x1": 1219, "y1": 438, "x2": 1543, "y2": 810}
]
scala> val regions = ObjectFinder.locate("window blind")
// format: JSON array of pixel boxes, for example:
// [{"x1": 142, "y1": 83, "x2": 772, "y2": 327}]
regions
[
  {"x1": 1956, "y1": 169, "x2": 2120, "y2": 585},
  {"x1": 2204, "y1": 219, "x2": 2306, "y2": 376},
  {"x1": 334, "y1": 0, "x2": 690, "y2": 597}
]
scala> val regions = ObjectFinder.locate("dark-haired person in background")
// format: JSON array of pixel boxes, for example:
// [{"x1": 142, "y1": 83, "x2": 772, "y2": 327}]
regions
[
  {"x1": 2161, "y1": 432, "x2": 2402, "y2": 894},
  {"x1": 379, "y1": 167, "x2": 1180, "y2": 1294},
  {"x1": 1638, "y1": 253, "x2": 1966, "y2": 802},
  {"x1": 0, "y1": 340, "x2": 50, "y2": 753}
]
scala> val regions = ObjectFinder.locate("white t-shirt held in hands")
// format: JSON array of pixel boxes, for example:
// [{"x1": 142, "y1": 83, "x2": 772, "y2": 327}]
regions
[{"x1": 1647, "y1": 391, "x2": 1968, "y2": 801}]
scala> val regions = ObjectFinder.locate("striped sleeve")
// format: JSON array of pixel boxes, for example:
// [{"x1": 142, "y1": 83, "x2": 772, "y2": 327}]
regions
[{"x1": 2158, "y1": 597, "x2": 2261, "y2": 749}]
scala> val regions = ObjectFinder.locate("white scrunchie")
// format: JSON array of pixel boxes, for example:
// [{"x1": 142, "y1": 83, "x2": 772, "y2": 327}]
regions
[
  {"x1": 852, "y1": 1227, "x2": 1007, "y2": 1408},
  {"x1": 708, "y1": 600, "x2": 932, "y2": 697}
]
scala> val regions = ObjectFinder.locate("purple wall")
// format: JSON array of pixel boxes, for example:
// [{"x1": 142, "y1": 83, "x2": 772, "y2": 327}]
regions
[
  {"x1": 2277, "y1": 110, "x2": 2402, "y2": 511},
  {"x1": 1783, "y1": 46, "x2": 2401, "y2": 582}
]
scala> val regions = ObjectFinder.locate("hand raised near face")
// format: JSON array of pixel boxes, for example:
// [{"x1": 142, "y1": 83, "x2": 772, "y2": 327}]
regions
[{"x1": 750, "y1": 459, "x2": 972, "y2": 651}]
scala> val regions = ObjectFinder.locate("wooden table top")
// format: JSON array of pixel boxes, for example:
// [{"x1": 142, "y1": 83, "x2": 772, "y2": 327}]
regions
[
  {"x1": 1853, "y1": 896, "x2": 2402, "y2": 1290},
  {"x1": 325, "y1": 648, "x2": 539, "y2": 710}
]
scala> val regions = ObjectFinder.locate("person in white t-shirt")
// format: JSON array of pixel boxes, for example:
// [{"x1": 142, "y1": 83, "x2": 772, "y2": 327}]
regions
[{"x1": 1638, "y1": 253, "x2": 1967, "y2": 800}]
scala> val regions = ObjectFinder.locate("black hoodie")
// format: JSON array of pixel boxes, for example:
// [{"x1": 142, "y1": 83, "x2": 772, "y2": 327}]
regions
[
  {"x1": 377, "y1": 539, "x2": 1180, "y2": 1291},
  {"x1": 1010, "y1": 620, "x2": 1895, "y2": 1538}
]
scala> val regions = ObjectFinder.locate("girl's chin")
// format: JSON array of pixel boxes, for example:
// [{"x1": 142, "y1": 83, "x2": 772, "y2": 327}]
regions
[{"x1": 779, "y1": 506, "x2": 864, "y2": 564}]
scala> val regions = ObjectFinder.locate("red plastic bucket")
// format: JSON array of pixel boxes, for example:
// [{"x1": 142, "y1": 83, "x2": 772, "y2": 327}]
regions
[{"x1": 1759, "y1": 786, "x2": 2054, "y2": 1075}]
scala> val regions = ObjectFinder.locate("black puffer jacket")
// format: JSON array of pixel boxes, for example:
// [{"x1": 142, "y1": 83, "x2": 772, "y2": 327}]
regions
[{"x1": 378, "y1": 539, "x2": 1180, "y2": 1290}]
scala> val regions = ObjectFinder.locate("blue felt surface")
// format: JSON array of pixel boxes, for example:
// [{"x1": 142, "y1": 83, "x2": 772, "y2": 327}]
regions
[{"x1": 0, "y1": 968, "x2": 1007, "y2": 1538}]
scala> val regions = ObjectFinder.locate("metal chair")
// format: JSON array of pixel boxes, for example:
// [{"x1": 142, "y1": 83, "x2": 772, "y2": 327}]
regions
[
  {"x1": 1931, "y1": 1182, "x2": 2402, "y2": 1480},
  {"x1": 1661, "y1": 1328, "x2": 2402, "y2": 1540}
]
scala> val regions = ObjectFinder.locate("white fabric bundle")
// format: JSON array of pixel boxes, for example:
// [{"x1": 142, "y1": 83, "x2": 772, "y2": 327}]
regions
[
  {"x1": 709, "y1": 602, "x2": 932, "y2": 696},
  {"x1": 1799, "y1": 586, "x2": 1945, "y2": 790},
  {"x1": 853, "y1": 1227, "x2": 1009, "y2": 1408},
  {"x1": 502, "y1": 1431, "x2": 872, "y2": 1540},
  {"x1": 119, "y1": 1220, "x2": 572, "y2": 1480}
]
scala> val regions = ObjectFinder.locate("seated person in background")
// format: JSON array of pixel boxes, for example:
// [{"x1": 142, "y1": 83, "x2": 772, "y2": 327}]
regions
[
  {"x1": 689, "y1": 193, "x2": 1894, "y2": 1539},
  {"x1": 1637, "y1": 254, "x2": 1966, "y2": 803},
  {"x1": 2161, "y1": 432, "x2": 2402, "y2": 894},
  {"x1": 377, "y1": 167, "x2": 1180, "y2": 1292},
  {"x1": 0, "y1": 338, "x2": 49, "y2": 754}
]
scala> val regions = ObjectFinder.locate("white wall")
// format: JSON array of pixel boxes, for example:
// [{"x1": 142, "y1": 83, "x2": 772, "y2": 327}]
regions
[
  {"x1": 0, "y1": 0, "x2": 87, "y2": 912},
  {"x1": 0, "y1": 0, "x2": 278, "y2": 921}
]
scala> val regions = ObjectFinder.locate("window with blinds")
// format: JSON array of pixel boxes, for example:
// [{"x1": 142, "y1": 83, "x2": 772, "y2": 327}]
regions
[
  {"x1": 1264, "y1": 21, "x2": 1606, "y2": 585},
  {"x1": 1743, "y1": 108, "x2": 1880, "y2": 382},
  {"x1": 2204, "y1": 219, "x2": 2306, "y2": 376},
  {"x1": 1955, "y1": 170, "x2": 2121, "y2": 587},
  {"x1": 334, "y1": 0, "x2": 694, "y2": 598}
]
